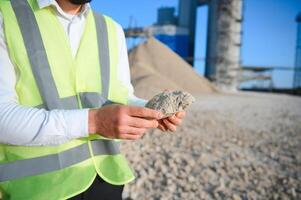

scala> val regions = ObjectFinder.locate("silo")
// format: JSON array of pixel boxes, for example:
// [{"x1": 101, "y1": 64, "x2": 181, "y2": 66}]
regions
[
  {"x1": 157, "y1": 7, "x2": 177, "y2": 25},
  {"x1": 294, "y1": 12, "x2": 301, "y2": 89},
  {"x1": 205, "y1": 0, "x2": 243, "y2": 91}
]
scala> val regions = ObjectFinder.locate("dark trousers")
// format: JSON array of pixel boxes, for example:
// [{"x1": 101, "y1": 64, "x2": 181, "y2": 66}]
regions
[{"x1": 69, "y1": 176, "x2": 124, "y2": 200}]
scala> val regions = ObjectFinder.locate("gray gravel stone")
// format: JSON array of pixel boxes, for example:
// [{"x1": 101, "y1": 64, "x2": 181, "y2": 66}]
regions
[{"x1": 145, "y1": 90, "x2": 195, "y2": 117}]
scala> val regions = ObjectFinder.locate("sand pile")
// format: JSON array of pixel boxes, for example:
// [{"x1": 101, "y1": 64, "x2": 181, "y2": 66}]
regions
[{"x1": 129, "y1": 38, "x2": 217, "y2": 99}]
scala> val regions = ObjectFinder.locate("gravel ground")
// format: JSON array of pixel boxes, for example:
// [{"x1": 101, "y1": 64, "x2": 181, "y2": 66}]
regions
[{"x1": 121, "y1": 92, "x2": 301, "y2": 200}]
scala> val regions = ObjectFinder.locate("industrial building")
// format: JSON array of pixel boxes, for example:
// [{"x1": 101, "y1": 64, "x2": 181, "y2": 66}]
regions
[
  {"x1": 294, "y1": 12, "x2": 301, "y2": 89},
  {"x1": 148, "y1": 7, "x2": 190, "y2": 58}
]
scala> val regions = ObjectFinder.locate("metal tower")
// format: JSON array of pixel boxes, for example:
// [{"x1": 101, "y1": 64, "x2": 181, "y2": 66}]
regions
[{"x1": 294, "y1": 12, "x2": 301, "y2": 89}]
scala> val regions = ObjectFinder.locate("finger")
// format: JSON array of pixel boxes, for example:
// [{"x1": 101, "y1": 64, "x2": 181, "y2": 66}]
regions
[
  {"x1": 161, "y1": 120, "x2": 169, "y2": 131},
  {"x1": 119, "y1": 134, "x2": 142, "y2": 140},
  {"x1": 167, "y1": 115, "x2": 182, "y2": 126},
  {"x1": 157, "y1": 119, "x2": 168, "y2": 132},
  {"x1": 127, "y1": 106, "x2": 163, "y2": 119},
  {"x1": 158, "y1": 123, "x2": 167, "y2": 132},
  {"x1": 128, "y1": 117, "x2": 159, "y2": 129},
  {"x1": 163, "y1": 119, "x2": 177, "y2": 132},
  {"x1": 176, "y1": 111, "x2": 186, "y2": 119},
  {"x1": 124, "y1": 127, "x2": 146, "y2": 135}
]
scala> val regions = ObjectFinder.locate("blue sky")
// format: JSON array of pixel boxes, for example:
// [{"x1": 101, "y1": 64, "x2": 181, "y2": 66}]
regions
[{"x1": 91, "y1": 0, "x2": 301, "y2": 88}]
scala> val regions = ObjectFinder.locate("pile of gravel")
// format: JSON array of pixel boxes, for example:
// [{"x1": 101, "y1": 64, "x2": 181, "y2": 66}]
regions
[{"x1": 121, "y1": 92, "x2": 301, "y2": 200}]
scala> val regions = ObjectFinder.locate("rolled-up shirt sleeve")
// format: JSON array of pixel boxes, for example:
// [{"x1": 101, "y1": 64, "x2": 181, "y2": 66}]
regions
[{"x1": 0, "y1": 13, "x2": 89, "y2": 146}]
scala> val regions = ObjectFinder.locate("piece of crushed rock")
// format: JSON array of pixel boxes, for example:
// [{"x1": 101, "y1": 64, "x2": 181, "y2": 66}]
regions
[{"x1": 145, "y1": 90, "x2": 195, "y2": 117}]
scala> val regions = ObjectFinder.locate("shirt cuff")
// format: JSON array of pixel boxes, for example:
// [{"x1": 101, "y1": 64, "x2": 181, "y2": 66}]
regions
[
  {"x1": 62, "y1": 109, "x2": 89, "y2": 139},
  {"x1": 128, "y1": 97, "x2": 148, "y2": 107}
]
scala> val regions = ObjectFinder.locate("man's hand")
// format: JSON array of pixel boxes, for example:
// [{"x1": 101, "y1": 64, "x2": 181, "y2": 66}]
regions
[
  {"x1": 157, "y1": 111, "x2": 186, "y2": 132},
  {"x1": 89, "y1": 105, "x2": 163, "y2": 140}
]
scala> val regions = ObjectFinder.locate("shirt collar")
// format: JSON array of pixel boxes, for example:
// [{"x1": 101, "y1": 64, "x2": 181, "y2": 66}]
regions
[{"x1": 37, "y1": 0, "x2": 91, "y2": 20}]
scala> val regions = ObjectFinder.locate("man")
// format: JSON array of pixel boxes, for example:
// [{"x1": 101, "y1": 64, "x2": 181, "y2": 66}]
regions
[{"x1": 0, "y1": 0, "x2": 185, "y2": 199}]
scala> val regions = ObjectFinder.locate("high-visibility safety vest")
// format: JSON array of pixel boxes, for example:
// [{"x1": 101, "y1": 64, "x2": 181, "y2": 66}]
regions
[{"x1": 0, "y1": 0, "x2": 135, "y2": 199}]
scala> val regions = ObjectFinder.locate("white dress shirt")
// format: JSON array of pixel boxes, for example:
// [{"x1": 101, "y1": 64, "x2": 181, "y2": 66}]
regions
[{"x1": 0, "y1": 0, "x2": 146, "y2": 146}]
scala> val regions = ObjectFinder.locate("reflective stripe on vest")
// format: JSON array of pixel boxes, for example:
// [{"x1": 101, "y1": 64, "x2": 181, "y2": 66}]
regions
[
  {"x1": 93, "y1": 12, "x2": 111, "y2": 100},
  {"x1": 11, "y1": 0, "x2": 112, "y2": 110},
  {"x1": 0, "y1": 140, "x2": 120, "y2": 182}
]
